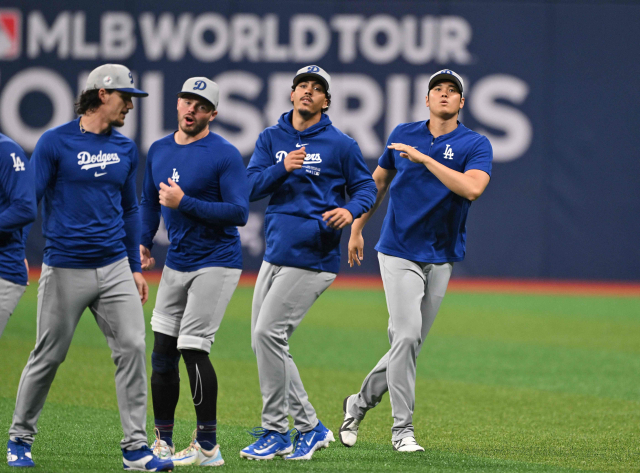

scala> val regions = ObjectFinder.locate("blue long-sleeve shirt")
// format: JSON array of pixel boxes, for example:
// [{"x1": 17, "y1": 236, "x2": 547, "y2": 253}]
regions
[
  {"x1": 140, "y1": 132, "x2": 249, "y2": 271},
  {"x1": 31, "y1": 118, "x2": 142, "y2": 272},
  {"x1": 247, "y1": 111, "x2": 377, "y2": 274},
  {"x1": 0, "y1": 134, "x2": 37, "y2": 285}
]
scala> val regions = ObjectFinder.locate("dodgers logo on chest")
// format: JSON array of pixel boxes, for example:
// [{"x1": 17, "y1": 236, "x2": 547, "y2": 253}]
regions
[
  {"x1": 77, "y1": 150, "x2": 121, "y2": 178},
  {"x1": 443, "y1": 144, "x2": 454, "y2": 160},
  {"x1": 274, "y1": 150, "x2": 323, "y2": 176}
]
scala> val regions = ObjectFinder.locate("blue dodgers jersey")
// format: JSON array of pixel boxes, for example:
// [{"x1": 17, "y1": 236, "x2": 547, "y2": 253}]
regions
[
  {"x1": 32, "y1": 119, "x2": 142, "y2": 272},
  {"x1": 140, "y1": 132, "x2": 249, "y2": 272},
  {"x1": 0, "y1": 134, "x2": 37, "y2": 285},
  {"x1": 247, "y1": 111, "x2": 377, "y2": 274},
  {"x1": 376, "y1": 121, "x2": 493, "y2": 263}
]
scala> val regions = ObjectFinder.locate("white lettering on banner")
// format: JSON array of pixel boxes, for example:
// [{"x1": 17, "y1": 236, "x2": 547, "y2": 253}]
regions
[
  {"x1": 469, "y1": 74, "x2": 532, "y2": 163},
  {"x1": 190, "y1": 13, "x2": 228, "y2": 61},
  {"x1": 290, "y1": 14, "x2": 330, "y2": 61},
  {"x1": 360, "y1": 15, "x2": 402, "y2": 64},
  {"x1": 25, "y1": 11, "x2": 472, "y2": 64},
  {"x1": 230, "y1": 14, "x2": 261, "y2": 61},
  {"x1": 210, "y1": 71, "x2": 264, "y2": 156},
  {"x1": 0, "y1": 68, "x2": 73, "y2": 151},
  {"x1": 27, "y1": 11, "x2": 70, "y2": 58},
  {"x1": 72, "y1": 12, "x2": 99, "y2": 59},
  {"x1": 101, "y1": 12, "x2": 136, "y2": 59},
  {"x1": 139, "y1": 12, "x2": 192, "y2": 61},
  {"x1": 329, "y1": 74, "x2": 384, "y2": 156}
]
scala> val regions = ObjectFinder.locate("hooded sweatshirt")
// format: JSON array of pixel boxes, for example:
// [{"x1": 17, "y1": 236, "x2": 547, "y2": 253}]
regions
[{"x1": 247, "y1": 111, "x2": 376, "y2": 274}]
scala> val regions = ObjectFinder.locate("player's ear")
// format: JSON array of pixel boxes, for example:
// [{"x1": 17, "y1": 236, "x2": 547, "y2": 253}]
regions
[
  {"x1": 209, "y1": 110, "x2": 218, "y2": 122},
  {"x1": 459, "y1": 96, "x2": 465, "y2": 110},
  {"x1": 98, "y1": 88, "x2": 109, "y2": 104},
  {"x1": 425, "y1": 93, "x2": 430, "y2": 109}
]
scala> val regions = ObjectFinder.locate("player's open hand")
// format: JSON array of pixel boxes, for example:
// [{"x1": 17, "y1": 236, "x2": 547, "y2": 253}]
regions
[
  {"x1": 348, "y1": 232, "x2": 364, "y2": 267},
  {"x1": 159, "y1": 178, "x2": 185, "y2": 209},
  {"x1": 140, "y1": 245, "x2": 156, "y2": 271},
  {"x1": 388, "y1": 143, "x2": 429, "y2": 164},
  {"x1": 322, "y1": 208, "x2": 353, "y2": 230},
  {"x1": 132, "y1": 272, "x2": 149, "y2": 305},
  {"x1": 284, "y1": 147, "x2": 306, "y2": 172}
]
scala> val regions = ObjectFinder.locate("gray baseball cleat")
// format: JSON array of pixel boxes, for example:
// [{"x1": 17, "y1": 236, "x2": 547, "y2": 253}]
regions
[{"x1": 339, "y1": 395, "x2": 361, "y2": 447}]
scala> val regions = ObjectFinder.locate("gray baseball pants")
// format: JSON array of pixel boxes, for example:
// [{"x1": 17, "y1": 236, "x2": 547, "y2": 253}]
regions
[
  {"x1": 151, "y1": 265, "x2": 242, "y2": 353},
  {"x1": 0, "y1": 277, "x2": 26, "y2": 338},
  {"x1": 251, "y1": 261, "x2": 336, "y2": 434},
  {"x1": 9, "y1": 258, "x2": 148, "y2": 450},
  {"x1": 348, "y1": 252, "x2": 453, "y2": 441}
]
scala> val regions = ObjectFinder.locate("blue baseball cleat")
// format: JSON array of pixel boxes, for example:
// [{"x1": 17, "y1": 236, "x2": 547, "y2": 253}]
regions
[
  {"x1": 240, "y1": 428, "x2": 293, "y2": 460},
  {"x1": 122, "y1": 445, "x2": 173, "y2": 471},
  {"x1": 285, "y1": 420, "x2": 335, "y2": 460},
  {"x1": 7, "y1": 438, "x2": 35, "y2": 468}
]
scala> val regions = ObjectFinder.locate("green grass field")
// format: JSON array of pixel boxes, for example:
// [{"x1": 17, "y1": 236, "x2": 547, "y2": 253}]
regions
[{"x1": 0, "y1": 282, "x2": 639, "y2": 472}]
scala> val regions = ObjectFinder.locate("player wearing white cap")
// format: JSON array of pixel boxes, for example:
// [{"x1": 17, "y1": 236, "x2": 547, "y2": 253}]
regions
[
  {"x1": 140, "y1": 77, "x2": 249, "y2": 468},
  {"x1": 339, "y1": 69, "x2": 493, "y2": 452},
  {"x1": 7, "y1": 64, "x2": 173, "y2": 471},
  {"x1": 240, "y1": 65, "x2": 377, "y2": 461}
]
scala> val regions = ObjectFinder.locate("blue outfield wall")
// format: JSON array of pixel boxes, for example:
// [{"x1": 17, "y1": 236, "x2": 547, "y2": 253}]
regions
[{"x1": 0, "y1": 1, "x2": 638, "y2": 280}]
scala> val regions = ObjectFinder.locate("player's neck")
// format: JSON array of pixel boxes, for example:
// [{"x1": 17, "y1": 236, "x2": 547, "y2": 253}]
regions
[
  {"x1": 80, "y1": 112, "x2": 112, "y2": 135},
  {"x1": 175, "y1": 127, "x2": 209, "y2": 145},
  {"x1": 291, "y1": 109, "x2": 322, "y2": 132},
  {"x1": 427, "y1": 115, "x2": 458, "y2": 138}
]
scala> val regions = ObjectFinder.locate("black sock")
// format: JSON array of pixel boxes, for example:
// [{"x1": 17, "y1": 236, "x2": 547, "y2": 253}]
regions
[
  {"x1": 151, "y1": 332, "x2": 181, "y2": 445},
  {"x1": 181, "y1": 349, "x2": 218, "y2": 448}
]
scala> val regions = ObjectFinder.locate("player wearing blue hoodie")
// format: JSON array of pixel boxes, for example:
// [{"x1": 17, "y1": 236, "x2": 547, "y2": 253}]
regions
[{"x1": 240, "y1": 66, "x2": 377, "y2": 461}]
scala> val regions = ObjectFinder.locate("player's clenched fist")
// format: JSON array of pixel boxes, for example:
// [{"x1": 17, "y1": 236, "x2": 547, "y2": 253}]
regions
[
  {"x1": 159, "y1": 178, "x2": 185, "y2": 209},
  {"x1": 322, "y1": 207, "x2": 353, "y2": 230},
  {"x1": 284, "y1": 147, "x2": 306, "y2": 172}
]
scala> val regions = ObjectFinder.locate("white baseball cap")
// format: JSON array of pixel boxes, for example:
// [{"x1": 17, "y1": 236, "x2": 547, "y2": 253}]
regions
[
  {"x1": 177, "y1": 77, "x2": 219, "y2": 110},
  {"x1": 85, "y1": 64, "x2": 148, "y2": 97},
  {"x1": 428, "y1": 69, "x2": 464, "y2": 96},
  {"x1": 293, "y1": 65, "x2": 331, "y2": 95}
]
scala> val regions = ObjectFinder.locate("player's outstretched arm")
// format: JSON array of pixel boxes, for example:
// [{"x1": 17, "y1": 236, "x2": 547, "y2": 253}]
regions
[
  {"x1": 388, "y1": 143, "x2": 490, "y2": 201},
  {"x1": 348, "y1": 166, "x2": 396, "y2": 267}
]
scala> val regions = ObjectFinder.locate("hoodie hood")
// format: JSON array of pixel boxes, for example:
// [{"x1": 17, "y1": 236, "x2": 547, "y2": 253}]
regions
[{"x1": 277, "y1": 111, "x2": 332, "y2": 139}]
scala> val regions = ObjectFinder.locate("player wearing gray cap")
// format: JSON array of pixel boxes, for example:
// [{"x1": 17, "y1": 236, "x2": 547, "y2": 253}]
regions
[
  {"x1": 7, "y1": 64, "x2": 173, "y2": 471},
  {"x1": 140, "y1": 77, "x2": 249, "y2": 468},
  {"x1": 340, "y1": 69, "x2": 493, "y2": 452},
  {"x1": 240, "y1": 65, "x2": 377, "y2": 461}
]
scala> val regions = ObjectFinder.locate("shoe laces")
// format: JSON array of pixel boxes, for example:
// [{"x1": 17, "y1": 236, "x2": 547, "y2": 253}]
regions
[
  {"x1": 174, "y1": 430, "x2": 200, "y2": 459},
  {"x1": 290, "y1": 429, "x2": 305, "y2": 451},
  {"x1": 247, "y1": 427, "x2": 269, "y2": 439}
]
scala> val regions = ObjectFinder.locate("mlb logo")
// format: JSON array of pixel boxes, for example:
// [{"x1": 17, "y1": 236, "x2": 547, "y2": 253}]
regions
[{"x1": 0, "y1": 10, "x2": 21, "y2": 60}]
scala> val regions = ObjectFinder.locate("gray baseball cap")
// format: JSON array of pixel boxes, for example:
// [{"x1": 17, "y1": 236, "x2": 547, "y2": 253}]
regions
[
  {"x1": 293, "y1": 65, "x2": 331, "y2": 95},
  {"x1": 428, "y1": 69, "x2": 464, "y2": 96},
  {"x1": 85, "y1": 64, "x2": 148, "y2": 97},
  {"x1": 177, "y1": 77, "x2": 219, "y2": 110}
]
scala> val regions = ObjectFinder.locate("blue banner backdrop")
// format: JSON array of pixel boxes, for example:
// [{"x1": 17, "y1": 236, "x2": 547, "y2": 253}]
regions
[{"x1": 1, "y1": 1, "x2": 638, "y2": 280}]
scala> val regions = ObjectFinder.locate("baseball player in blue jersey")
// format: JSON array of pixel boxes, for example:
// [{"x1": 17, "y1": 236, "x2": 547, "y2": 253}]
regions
[
  {"x1": 140, "y1": 77, "x2": 249, "y2": 468},
  {"x1": 339, "y1": 69, "x2": 493, "y2": 452},
  {"x1": 0, "y1": 133, "x2": 36, "y2": 339},
  {"x1": 7, "y1": 64, "x2": 173, "y2": 471},
  {"x1": 240, "y1": 65, "x2": 377, "y2": 461}
]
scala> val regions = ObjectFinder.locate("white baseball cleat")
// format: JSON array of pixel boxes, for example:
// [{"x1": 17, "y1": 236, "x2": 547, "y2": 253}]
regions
[
  {"x1": 151, "y1": 428, "x2": 175, "y2": 460},
  {"x1": 339, "y1": 395, "x2": 361, "y2": 447},
  {"x1": 171, "y1": 430, "x2": 224, "y2": 467},
  {"x1": 392, "y1": 436, "x2": 425, "y2": 452}
]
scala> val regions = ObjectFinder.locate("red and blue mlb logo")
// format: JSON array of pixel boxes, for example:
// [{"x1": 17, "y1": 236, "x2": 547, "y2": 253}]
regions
[{"x1": 0, "y1": 10, "x2": 21, "y2": 60}]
